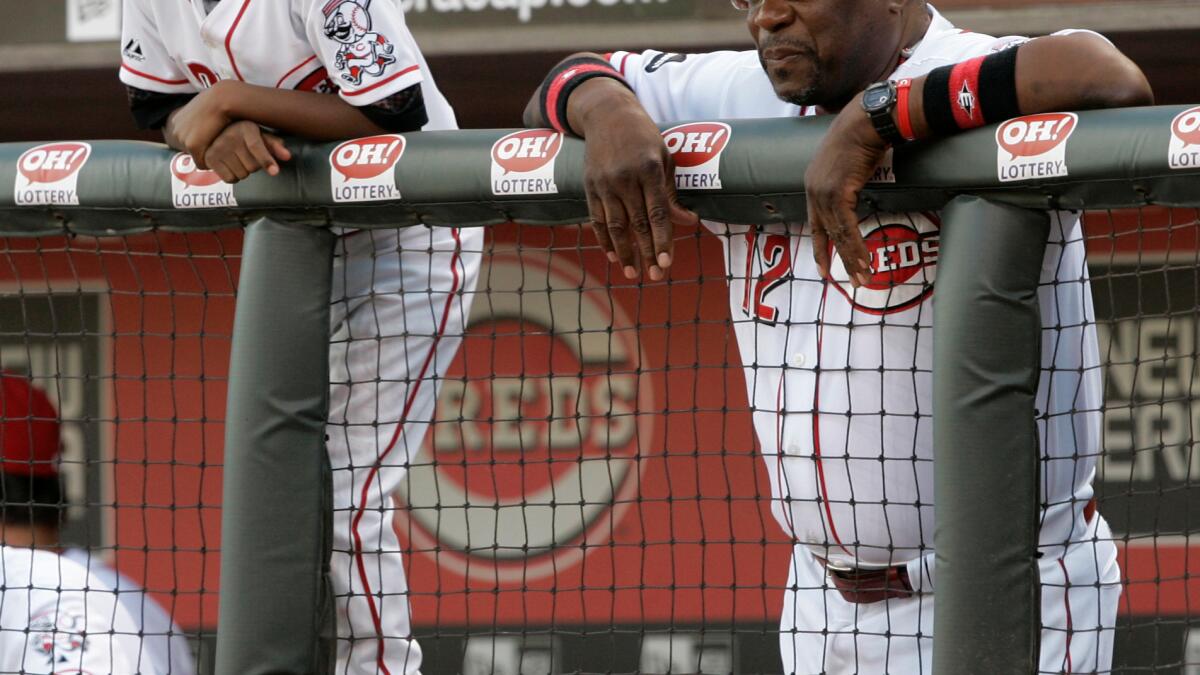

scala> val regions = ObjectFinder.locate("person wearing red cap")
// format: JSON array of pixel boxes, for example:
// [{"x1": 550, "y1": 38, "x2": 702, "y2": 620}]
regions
[{"x1": 0, "y1": 373, "x2": 196, "y2": 674}]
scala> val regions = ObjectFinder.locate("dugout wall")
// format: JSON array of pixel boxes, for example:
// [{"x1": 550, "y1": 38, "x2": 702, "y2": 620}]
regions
[{"x1": 0, "y1": 105, "x2": 1198, "y2": 673}]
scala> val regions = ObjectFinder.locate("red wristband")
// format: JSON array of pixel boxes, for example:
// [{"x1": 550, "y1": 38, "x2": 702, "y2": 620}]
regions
[
  {"x1": 895, "y1": 78, "x2": 915, "y2": 141},
  {"x1": 541, "y1": 60, "x2": 629, "y2": 135},
  {"x1": 947, "y1": 55, "x2": 987, "y2": 130}
]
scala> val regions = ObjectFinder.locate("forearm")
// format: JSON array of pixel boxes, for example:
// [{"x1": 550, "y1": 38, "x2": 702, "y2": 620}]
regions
[
  {"x1": 522, "y1": 52, "x2": 652, "y2": 135},
  {"x1": 901, "y1": 33, "x2": 1152, "y2": 141},
  {"x1": 194, "y1": 80, "x2": 386, "y2": 141}
]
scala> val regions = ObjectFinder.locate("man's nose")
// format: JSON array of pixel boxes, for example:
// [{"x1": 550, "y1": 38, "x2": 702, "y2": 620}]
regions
[{"x1": 753, "y1": 0, "x2": 796, "y2": 31}]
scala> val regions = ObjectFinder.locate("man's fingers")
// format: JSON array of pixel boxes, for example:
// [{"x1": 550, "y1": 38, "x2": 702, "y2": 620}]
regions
[
  {"x1": 245, "y1": 132, "x2": 280, "y2": 177},
  {"x1": 209, "y1": 159, "x2": 238, "y2": 184},
  {"x1": 599, "y1": 193, "x2": 637, "y2": 278},
  {"x1": 263, "y1": 133, "x2": 293, "y2": 163},
  {"x1": 642, "y1": 178, "x2": 681, "y2": 278},
  {"x1": 833, "y1": 201, "x2": 872, "y2": 287},
  {"x1": 585, "y1": 189, "x2": 617, "y2": 263}
]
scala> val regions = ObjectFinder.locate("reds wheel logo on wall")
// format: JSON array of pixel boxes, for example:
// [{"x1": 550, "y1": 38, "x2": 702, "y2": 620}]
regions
[
  {"x1": 828, "y1": 212, "x2": 940, "y2": 315},
  {"x1": 397, "y1": 247, "x2": 655, "y2": 583}
]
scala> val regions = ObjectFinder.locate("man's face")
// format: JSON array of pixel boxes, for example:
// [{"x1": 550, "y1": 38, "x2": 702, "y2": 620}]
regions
[{"x1": 748, "y1": 0, "x2": 901, "y2": 108}]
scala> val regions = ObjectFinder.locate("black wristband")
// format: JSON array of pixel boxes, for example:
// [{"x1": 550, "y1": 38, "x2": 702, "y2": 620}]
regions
[
  {"x1": 922, "y1": 64, "x2": 959, "y2": 138},
  {"x1": 978, "y1": 45, "x2": 1021, "y2": 124},
  {"x1": 538, "y1": 56, "x2": 631, "y2": 135}
]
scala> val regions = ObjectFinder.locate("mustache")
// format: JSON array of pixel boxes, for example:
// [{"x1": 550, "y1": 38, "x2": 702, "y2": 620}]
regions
[{"x1": 757, "y1": 38, "x2": 816, "y2": 61}]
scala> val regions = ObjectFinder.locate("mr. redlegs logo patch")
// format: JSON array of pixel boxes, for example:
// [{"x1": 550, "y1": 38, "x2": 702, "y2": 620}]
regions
[
  {"x1": 14, "y1": 142, "x2": 91, "y2": 206},
  {"x1": 662, "y1": 122, "x2": 731, "y2": 190},
  {"x1": 491, "y1": 129, "x2": 562, "y2": 196},
  {"x1": 169, "y1": 153, "x2": 237, "y2": 209},
  {"x1": 996, "y1": 113, "x2": 1077, "y2": 182},
  {"x1": 1169, "y1": 106, "x2": 1200, "y2": 170},
  {"x1": 329, "y1": 134, "x2": 405, "y2": 203}
]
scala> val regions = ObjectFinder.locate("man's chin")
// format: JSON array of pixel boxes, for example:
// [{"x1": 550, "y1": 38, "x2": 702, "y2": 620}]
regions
[{"x1": 771, "y1": 79, "x2": 821, "y2": 107}]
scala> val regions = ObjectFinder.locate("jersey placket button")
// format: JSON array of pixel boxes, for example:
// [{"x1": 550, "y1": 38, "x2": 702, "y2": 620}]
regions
[{"x1": 791, "y1": 352, "x2": 807, "y2": 368}]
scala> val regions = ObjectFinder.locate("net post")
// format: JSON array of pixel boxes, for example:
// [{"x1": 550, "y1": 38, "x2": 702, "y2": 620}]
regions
[
  {"x1": 932, "y1": 196, "x2": 1049, "y2": 673},
  {"x1": 216, "y1": 217, "x2": 336, "y2": 675}
]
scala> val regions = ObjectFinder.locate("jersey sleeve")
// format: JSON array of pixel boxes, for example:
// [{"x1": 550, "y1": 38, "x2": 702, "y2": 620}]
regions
[
  {"x1": 117, "y1": 0, "x2": 196, "y2": 94},
  {"x1": 898, "y1": 28, "x2": 1113, "y2": 79},
  {"x1": 606, "y1": 49, "x2": 756, "y2": 124},
  {"x1": 304, "y1": 0, "x2": 426, "y2": 106}
]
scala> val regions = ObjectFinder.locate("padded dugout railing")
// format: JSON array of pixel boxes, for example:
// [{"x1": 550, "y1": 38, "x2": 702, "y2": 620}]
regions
[{"x1": 1, "y1": 105, "x2": 1198, "y2": 674}]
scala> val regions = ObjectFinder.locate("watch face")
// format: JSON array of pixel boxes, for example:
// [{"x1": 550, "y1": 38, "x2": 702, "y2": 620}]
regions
[{"x1": 863, "y1": 85, "x2": 892, "y2": 112}]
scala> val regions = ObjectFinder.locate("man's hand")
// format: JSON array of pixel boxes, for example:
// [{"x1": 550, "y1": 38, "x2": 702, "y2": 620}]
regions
[
  {"x1": 204, "y1": 121, "x2": 293, "y2": 183},
  {"x1": 165, "y1": 81, "x2": 240, "y2": 170},
  {"x1": 804, "y1": 93, "x2": 886, "y2": 289},
  {"x1": 582, "y1": 108, "x2": 699, "y2": 280}
]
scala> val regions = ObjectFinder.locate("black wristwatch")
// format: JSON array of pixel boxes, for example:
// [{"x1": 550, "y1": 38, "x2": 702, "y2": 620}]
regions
[{"x1": 861, "y1": 81, "x2": 907, "y2": 146}]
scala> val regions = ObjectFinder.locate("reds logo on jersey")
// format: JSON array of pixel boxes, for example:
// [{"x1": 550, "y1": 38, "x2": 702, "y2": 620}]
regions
[
  {"x1": 829, "y1": 212, "x2": 940, "y2": 315},
  {"x1": 397, "y1": 248, "x2": 655, "y2": 584},
  {"x1": 1169, "y1": 106, "x2": 1200, "y2": 170},
  {"x1": 996, "y1": 112, "x2": 1078, "y2": 182},
  {"x1": 491, "y1": 129, "x2": 562, "y2": 196},
  {"x1": 322, "y1": 0, "x2": 396, "y2": 87}
]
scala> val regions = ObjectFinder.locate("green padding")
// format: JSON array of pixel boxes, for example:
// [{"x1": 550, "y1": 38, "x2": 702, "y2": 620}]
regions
[
  {"x1": 216, "y1": 218, "x2": 336, "y2": 675},
  {"x1": 0, "y1": 105, "x2": 1197, "y2": 235},
  {"x1": 933, "y1": 197, "x2": 1048, "y2": 674}
]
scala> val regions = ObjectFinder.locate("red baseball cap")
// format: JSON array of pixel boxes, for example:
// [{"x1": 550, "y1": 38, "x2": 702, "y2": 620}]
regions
[{"x1": 0, "y1": 373, "x2": 61, "y2": 478}]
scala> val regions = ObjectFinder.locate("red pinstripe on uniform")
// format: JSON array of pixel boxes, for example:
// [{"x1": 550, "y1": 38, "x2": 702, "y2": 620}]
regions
[
  {"x1": 276, "y1": 55, "x2": 319, "y2": 88},
  {"x1": 121, "y1": 63, "x2": 190, "y2": 86},
  {"x1": 812, "y1": 280, "x2": 854, "y2": 559},
  {"x1": 349, "y1": 228, "x2": 464, "y2": 674},
  {"x1": 224, "y1": 0, "x2": 253, "y2": 82},
  {"x1": 1058, "y1": 557, "x2": 1075, "y2": 673},
  {"x1": 341, "y1": 65, "x2": 421, "y2": 98}
]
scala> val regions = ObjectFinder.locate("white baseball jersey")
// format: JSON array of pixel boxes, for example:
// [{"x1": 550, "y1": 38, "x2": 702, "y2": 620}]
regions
[
  {"x1": 608, "y1": 6, "x2": 1118, "y2": 673},
  {"x1": 60, "y1": 548, "x2": 196, "y2": 675},
  {"x1": 0, "y1": 545, "x2": 160, "y2": 674},
  {"x1": 118, "y1": 2, "x2": 484, "y2": 673},
  {"x1": 119, "y1": 0, "x2": 456, "y2": 131}
]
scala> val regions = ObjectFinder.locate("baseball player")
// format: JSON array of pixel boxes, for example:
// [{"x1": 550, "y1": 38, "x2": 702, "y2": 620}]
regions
[
  {"x1": 1, "y1": 545, "x2": 152, "y2": 674},
  {"x1": 523, "y1": 1, "x2": 1152, "y2": 673},
  {"x1": 118, "y1": 1, "x2": 482, "y2": 672},
  {"x1": 0, "y1": 373, "x2": 194, "y2": 674}
]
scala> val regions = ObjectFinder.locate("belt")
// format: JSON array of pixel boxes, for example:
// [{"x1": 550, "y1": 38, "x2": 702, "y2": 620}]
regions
[
  {"x1": 814, "y1": 498, "x2": 1099, "y2": 605},
  {"x1": 814, "y1": 555, "x2": 915, "y2": 604}
]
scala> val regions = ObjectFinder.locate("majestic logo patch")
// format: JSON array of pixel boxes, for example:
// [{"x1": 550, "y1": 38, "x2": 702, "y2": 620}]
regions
[
  {"x1": 996, "y1": 112, "x2": 1077, "y2": 182},
  {"x1": 662, "y1": 122, "x2": 731, "y2": 191},
  {"x1": 398, "y1": 247, "x2": 654, "y2": 584},
  {"x1": 1169, "y1": 106, "x2": 1200, "y2": 170},
  {"x1": 329, "y1": 134, "x2": 405, "y2": 203},
  {"x1": 14, "y1": 142, "x2": 91, "y2": 206},
  {"x1": 491, "y1": 129, "x2": 562, "y2": 196},
  {"x1": 169, "y1": 153, "x2": 237, "y2": 209},
  {"x1": 122, "y1": 38, "x2": 144, "y2": 62},
  {"x1": 829, "y1": 212, "x2": 940, "y2": 315},
  {"x1": 322, "y1": 0, "x2": 396, "y2": 87}
]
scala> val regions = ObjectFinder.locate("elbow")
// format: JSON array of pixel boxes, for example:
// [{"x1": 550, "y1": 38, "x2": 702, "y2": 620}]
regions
[
  {"x1": 1080, "y1": 39, "x2": 1155, "y2": 108},
  {"x1": 1090, "y1": 56, "x2": 1154, "y2": 108}
]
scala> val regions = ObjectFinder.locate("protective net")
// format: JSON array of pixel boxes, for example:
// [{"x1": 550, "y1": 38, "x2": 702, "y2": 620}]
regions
[
  {"x1": 0, "y1": 230, "x2": 236, "y2": 672},
  {"x1": 4, "y1": 205, "x2": 1197, "y2": 673}
]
